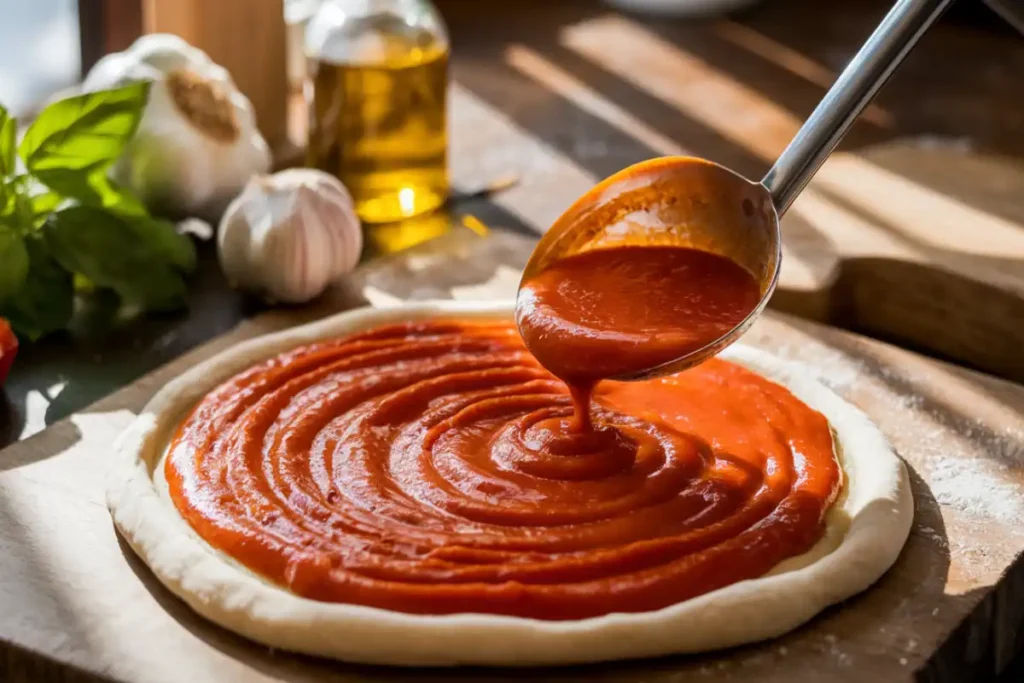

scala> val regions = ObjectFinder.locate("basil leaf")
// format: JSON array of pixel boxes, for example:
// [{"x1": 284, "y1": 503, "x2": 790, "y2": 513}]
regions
[
  {"x1": 0, "y1": 227, "x2": 28, "y2": 302},
  {"x1": 33, "y1": 163, "x2": 146, "y2": 216},
  {"x1": 19, "y1": 82, "x2": 150, "y2": 176},
  {"x1": 0, "y1": 175, "x2": 26, "y2": 219},
  {"x1": 128, "y1": 215, "x2": 197, "y2": 272},
  {"x1": 93, "y1": 175, "x2": 147, "y2": 216},
  {"x1": 43, "y1": 205, "x2": 188, "y2": 310},
  {"x1": 0, "y1": 106, "x2": 15, "y2": 177},
  {"x1": 0, "y1": 236, "x2": 73, "y2": 340},
  {"x1": 28, "y1": 189, "x2": 64, "y2": 222},
  {"x1": 0, "y1": 177, "x2": 33, "y2": 233}
]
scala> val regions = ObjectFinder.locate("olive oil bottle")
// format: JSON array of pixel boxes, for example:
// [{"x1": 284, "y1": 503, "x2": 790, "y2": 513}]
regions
[{"x1": 306, "y1": 0, "x2": 449, "y2": 225}]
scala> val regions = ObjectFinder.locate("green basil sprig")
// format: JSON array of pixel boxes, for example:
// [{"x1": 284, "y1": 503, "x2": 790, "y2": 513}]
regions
[{"x1": 0, "y1": 83, "x2": 196, "y2": 339}]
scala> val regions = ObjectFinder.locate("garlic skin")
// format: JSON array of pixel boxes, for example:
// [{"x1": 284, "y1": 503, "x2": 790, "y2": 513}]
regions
[
  {"x1": 218, "y1": 169, "x2": 363, "y2": 304},
  {"x1": 83, "y1": 34, "x2": 271, "y2": 219}
]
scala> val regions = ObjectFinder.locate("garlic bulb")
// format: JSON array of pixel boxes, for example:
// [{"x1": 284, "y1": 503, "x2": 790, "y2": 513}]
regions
[
  {"x1": 83, "y1": 34, "x2": 271, "y2": 219},
  {"x1": 218, "y1": 169, "x2": 363, "y2": 303}
]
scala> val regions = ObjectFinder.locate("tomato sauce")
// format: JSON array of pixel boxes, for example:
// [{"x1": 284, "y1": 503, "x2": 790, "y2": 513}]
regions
[
  {"x1": 166, "y1": 314, "x2": 841, "y2": 619},
  {"x1": 517, "y1": 245, "x2": 763, "y2": 431}
]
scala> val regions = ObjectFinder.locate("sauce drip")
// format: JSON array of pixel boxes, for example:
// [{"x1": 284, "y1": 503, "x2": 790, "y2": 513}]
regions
[
  {"x1": 166, "y1": 320, "x2": 841, "y2": 620},
  {"x1": 517, "y1": 246, "x2": 762, "y2": 431}
]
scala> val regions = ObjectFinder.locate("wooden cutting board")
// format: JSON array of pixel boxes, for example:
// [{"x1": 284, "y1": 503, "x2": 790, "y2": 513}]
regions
[
  {"x1": 439, "y1": 0, "x2": 1024, "y2": 383},
  {"x1": 2, "y1": 229, "x2": 1024, "y2": 683}
]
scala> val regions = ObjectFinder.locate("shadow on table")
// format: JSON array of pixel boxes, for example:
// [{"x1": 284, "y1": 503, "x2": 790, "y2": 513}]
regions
[
  {"x1": 0, "y1": 245, "x2": 250, "y2": 453},
  {"x1": 0, "y1": 219, "x2": 537, "y2": 468}
]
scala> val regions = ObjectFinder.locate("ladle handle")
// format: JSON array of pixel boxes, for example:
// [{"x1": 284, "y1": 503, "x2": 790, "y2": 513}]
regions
[{"x1": 762, "y1": 0, "x2": 952, "y2": 216}]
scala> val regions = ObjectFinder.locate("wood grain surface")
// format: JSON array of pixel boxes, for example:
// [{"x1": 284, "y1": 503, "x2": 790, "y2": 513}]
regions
[
  {"x1": 438, "y1": 0, "x2": 1024, "y2": 383},
  {"x1": 2, "y1": 228, "x2": 1024, "y2": 683}
]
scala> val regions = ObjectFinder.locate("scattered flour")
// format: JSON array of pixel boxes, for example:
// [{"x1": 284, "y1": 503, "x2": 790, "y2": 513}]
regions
[
  {"x1": 817, "y1": 633, "x2": 853, "y2": 667},
  {"x1": 770, "y1": 344, "x2": 864, "y2": 395},
  {"x1": 772, "y1": 336, "x2": 1024, "y2": 529},
  {"x1": 769, "y1": 340, "x2": 922, "y2": 412},
  {"x1": 925, "y1": 455, "x2": 1024, "y2": 525},
  {"x1": 916, "y1": 525, "x2": 948, "y2": 548}
]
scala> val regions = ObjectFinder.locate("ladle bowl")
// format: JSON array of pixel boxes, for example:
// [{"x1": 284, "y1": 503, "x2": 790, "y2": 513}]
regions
[
  {"x1": 517, "y1": 0, "x2": 952, "y2": 380},
  {"x1": 520, "y1": 157, "x2": 780, "y2": 380}
]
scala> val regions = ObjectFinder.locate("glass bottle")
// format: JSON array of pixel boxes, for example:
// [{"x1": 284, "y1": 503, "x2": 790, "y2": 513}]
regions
[{"x1": 305, "y1": 0, "x2": 449, "y2": 224}]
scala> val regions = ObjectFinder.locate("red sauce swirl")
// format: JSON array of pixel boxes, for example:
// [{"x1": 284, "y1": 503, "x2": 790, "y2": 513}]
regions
[{"x1": 166, "y1": 319, "x2": 841, "y2": 620}]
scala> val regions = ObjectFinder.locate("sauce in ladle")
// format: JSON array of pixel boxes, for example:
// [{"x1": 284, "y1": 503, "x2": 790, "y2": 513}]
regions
[{"x1": 516, "y1": 245, "x2": 762, "y2": 432}]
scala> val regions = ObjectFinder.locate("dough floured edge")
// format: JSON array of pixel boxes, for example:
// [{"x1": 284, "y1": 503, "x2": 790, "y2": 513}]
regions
[{"x1": 107, "y1": 301, "x2": 913, "y2": 666}]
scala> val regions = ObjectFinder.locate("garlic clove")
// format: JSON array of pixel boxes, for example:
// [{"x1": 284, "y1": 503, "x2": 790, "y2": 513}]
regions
[
  {"x1": 83, "y1": 53, "x2": 164, "y2": 91},
  {"x1": 201, "y1": 90, "x2": 271, "y2": 217},
  {"x1": 203, "y1": 137, "x2": 272, "y2": 219},
  {"x1": 265, "y1": 208, "x2": 325, "y2": 304},
  {"x1": 217, "y1": 170, "x2": 363, "y2": 304},
  {"x1": 123, "y1": 33, "x2": 215, "y2": 77},
  {"x1": 115, "y1": 77, "x2": 218, "y2": 212},
  {"x1": 84, "y1": 34, "x2": 271, "y2": 220},
  {"x1": 218, "y1": 184, "x2": 262, "y2": 291}
]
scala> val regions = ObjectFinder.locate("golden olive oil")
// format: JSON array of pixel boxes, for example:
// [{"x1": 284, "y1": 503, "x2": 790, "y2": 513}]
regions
[
  {"x1": 307, "y1": 27, "x2": 449, "y2": 225},
  {"x1": 364, "y1": 211, "x2": 452, "y2": 256}
]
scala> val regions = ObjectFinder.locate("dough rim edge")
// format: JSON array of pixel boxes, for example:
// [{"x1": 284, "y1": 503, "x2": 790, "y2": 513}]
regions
[{"x1": 107, "y1": 300, "x2": 914, "y2": 666}]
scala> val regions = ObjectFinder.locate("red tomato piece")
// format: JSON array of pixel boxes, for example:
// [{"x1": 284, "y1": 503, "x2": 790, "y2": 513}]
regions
[{"x1": 0, "y1": 318, "x2": 17, "y2": 386}]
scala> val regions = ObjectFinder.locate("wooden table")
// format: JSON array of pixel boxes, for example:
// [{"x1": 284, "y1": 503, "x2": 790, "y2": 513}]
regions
[
  {"x1": 2, "y1": 227, "x2": 1024, "y2": 683},
  {"x1": 2, "y1": 0, "x2": 1024, "y2": 681}
]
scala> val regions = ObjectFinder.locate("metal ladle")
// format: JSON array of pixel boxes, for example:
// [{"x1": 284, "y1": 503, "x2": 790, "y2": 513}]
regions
[{"x1": 517, "y1": 0, "x2": 952, "y2": 380}]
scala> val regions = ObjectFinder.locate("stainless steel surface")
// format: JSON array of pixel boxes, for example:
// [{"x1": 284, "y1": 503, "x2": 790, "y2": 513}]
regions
[
  {"x1": 762, "y1": 0, "x2": 953, "y2": 215},
  {"x1": 519, "y1": 0, "x2": 952, "y2": 380}
]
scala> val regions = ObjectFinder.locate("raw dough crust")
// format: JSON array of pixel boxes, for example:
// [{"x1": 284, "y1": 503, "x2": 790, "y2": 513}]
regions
[{"x1": 108, "y1": 301, "x2": 913, "y2": 666}]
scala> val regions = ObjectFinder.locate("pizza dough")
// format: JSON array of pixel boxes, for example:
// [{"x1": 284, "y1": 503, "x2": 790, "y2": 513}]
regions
[{"x1": 107, "y1": 301, "x2": 913, "y2": 666}]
